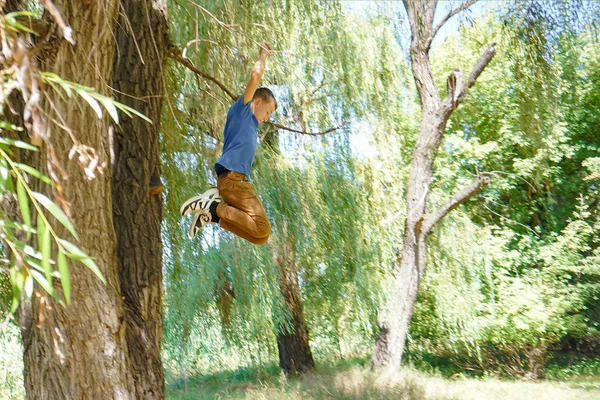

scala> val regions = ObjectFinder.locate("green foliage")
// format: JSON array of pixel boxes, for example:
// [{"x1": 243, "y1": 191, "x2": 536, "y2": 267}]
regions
[
  {"x1": 406, "y1": 9, "x2": 600, "y2": 377},
  {"x1": 162, "y1": 0, "x2": 414, "y2": 378}
]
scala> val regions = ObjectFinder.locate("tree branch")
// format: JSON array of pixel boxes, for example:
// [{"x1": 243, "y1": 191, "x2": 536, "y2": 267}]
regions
[
  {"x1": 167, "y1": 45, "x2": 237, "y2": 100},
  {"x1": 167, "y1": 45, "x2": 342, "y2": 137},
  {"x1": 421, "y1": 173, "x2": 491, "y2": 235},
  {"x1": 265, "y1": 122, "x2": 344, "y2": 136},
  {"x1": 442, "y1": 43, "x2": 496, "y2": 111},
  {"x1": 464, "y1": 44, "x2": 496, "y2": 91},
  {"x1": 431, "y1": 0, "x2": 478, "y2": 43}
]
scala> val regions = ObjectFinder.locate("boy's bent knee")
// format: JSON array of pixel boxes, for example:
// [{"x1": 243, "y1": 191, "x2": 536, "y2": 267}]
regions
[{"x1": 250, "y1": 234, "x2": 270, "y2": 245}]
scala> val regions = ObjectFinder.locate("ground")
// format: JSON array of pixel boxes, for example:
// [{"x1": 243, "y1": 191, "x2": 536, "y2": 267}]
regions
[{"x1": 166, "y1": 357, "x2": 600, "y2": 400}]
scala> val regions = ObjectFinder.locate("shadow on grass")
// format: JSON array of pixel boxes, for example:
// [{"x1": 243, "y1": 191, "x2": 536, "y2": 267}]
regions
[{"x1": 166, "y1": 356, "x2": 432, "y2": 400}]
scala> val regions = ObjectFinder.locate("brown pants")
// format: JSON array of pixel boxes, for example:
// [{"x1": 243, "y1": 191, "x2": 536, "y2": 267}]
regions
[{"x1": 216, "y1": 171, "x2": 271, "y2": 245}]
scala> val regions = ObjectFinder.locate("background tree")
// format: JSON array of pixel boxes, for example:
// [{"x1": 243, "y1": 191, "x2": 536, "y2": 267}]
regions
[{"x1": 372, "y1": 0, "x2": 496, "y2": 371}]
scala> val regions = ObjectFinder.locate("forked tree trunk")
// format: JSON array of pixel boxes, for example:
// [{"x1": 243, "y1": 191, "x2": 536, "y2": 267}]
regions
[
  {"x1": 112, "y1": 1, "x2": 168, "y2": 398},
  {"x1": 19, "y1": 2, "x2": 136, "y2": 398},
  {"x1": 372, "y1": 0, "x2": 494, "y2": 371}
]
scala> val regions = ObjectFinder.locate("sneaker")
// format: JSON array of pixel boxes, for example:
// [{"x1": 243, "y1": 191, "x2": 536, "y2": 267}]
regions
[
  {"x1": 189, "y1": 211, "x2": 211, "y2": 238},
  {"x1": 180, "y1": 187, "x2": 220, "y2": 216}
]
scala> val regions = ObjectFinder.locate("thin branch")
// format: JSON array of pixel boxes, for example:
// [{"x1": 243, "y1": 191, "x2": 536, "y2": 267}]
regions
[
  {"x1": 421, "y1": 173, "x2": 491, "y2": 235},
  {"x1": 266, "y1": 122, "x2": 344, "y2": 136},
  {"x1": 431, "y1": 0, "x2": 478, "y2": 43},
  {"x1": 167, "y1": 45, "x2": 342, "y2": 137},
  {"x1": 482, "y1": 203, "x2": 540, "y2": 237},
  {"x1": 40, "y1": 0, "x2": 74, "y2": 45},
  {"x1": 168, "y1": 45, "x2": 237, "y2": 100}
]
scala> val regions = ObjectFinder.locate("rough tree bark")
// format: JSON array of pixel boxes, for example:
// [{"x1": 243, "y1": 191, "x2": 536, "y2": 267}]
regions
[
  {"x1": 260, "y1": 130, "x2": 314, "y2": 375},
  {"x1": 18, "y1": 2, "x2": 137, "y2": 398},
  {"x1": 372, "y1": 0, "x2": 495, "y2": 372},
  {"x1": 112, "y1": 1, "x2": 168, "y2": 398},
  {"x1": 271, "y1": 238, "x2": 315, "y2": 374}
]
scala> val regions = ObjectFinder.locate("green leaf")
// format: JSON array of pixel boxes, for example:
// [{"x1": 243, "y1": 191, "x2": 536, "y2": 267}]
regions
[
  {"x1": 31, "y1": 192, "x2": 79, "y2": 240},
  {"x1": 16, "y1": 163, "x2": 53, "y2": 185},
  {"x1": 115, "y1": 102, "x2": 152, "y2": 123},
  {"x1": 57, "y1": 251, "x2": 71, "y2": 304},
  {"x1": 24, "y1": 274, "x2": 33, "y2": 298},
  {"x1": 77, "y1": 89, "x2": 103, "y2": 119},
  {"x1": 0, "y1": 158, "x2": 8, "y2": 201},
  {"x1": 40, "y1": 218, "x2": 52, "y2": 285},
  {"x1": 29, "y1": 269, "x2": 55, "y2": 297},
  {"x1": 2, "y1": 220, "x2": 37, "y2": 235},
  {"x1": 36, "y1": 212, "x2": 45, "y2": 252},
  {"x1": 0, "y1": 138, "x2": 38, "y2": 151},
  {"x1": 99, "y1": 98, "x2": 119, "y2": 124},
  {"x1": 5, "y1": 11, "x2": 38, "y2": 19},
  {"x1": 6, "y1": 174, "x2": 14, "y2": 193},
  {"x1": 17, "y1": 179, "x2": 31, "y2": 240},
  {"x1": 7, "y1": 21, "x2": 38, "y2": 35},
  {"x1": 44, "y1": 73, "x2": 73, "y2": 97},
  {"x1": 25, "y1": 257, "x2": 59, "y2": 278},
  {"x1": 21, "y1": 244, "x2": 42, "y2": 260},
  {"x1": 58, "y1": 239, "x2": 106, "y2": 284},
  {"x1": 0, "y1": 121, "x2": 24, "y2": 131},
  {"x1": 44, "y1": 80, "x2": 68, "y2": 102}
]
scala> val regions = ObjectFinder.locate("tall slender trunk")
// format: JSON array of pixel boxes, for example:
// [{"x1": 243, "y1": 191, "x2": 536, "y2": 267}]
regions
[
  {"x1": 275, "y1": 255, "x2": 315, "y2": 374},
  {"x1": 112, "y1": 1, "x2": 168, "y2": 398},
  {"x1": 19, "y1": 2, "x2": 136, "y2": 398},
  {"x1": 263, "y1": 135, "x2": 315, "y2": 374},
  {"x1": 372, "y1": 0, "x2": 494, "y2": 371}
]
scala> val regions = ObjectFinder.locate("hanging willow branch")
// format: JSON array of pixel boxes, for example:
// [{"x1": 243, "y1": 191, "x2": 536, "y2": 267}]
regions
[{"x1": 167, "y1": 45, "x2": 343, "y2": 137}]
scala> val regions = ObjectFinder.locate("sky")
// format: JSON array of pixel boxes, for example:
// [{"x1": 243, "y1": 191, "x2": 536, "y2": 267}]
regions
[
  {"x1": 337, "y1": 1, "x2": 504, "y2": 159},
  {"x1": 341, "y1": 0, "x2": 506, "y2": 47}
]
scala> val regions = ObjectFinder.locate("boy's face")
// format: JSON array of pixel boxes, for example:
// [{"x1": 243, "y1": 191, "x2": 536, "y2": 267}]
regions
[{"x1": 251, "y1": 98, "x2": 276, "y2": 124}]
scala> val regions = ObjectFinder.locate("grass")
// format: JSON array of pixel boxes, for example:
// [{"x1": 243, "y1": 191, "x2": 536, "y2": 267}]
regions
[{"x1": 166, "y1": 357, "x2": 600, "y2": 400}]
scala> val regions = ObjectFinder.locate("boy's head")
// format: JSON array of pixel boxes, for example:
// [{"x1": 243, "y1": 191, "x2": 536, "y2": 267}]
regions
[{"x1": 250, "y1": 88, "x2": 277, "y2": 124}]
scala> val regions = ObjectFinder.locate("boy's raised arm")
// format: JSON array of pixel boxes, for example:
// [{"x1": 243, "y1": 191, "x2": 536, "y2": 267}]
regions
[{"x1": 243, "y1": 42, "x2": 272, "y2": 104}]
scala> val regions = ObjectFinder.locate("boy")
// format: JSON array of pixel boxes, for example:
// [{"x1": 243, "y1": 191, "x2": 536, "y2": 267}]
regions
[{"x1": 180, "y1": 42, "x2": 277, "y2": 245}]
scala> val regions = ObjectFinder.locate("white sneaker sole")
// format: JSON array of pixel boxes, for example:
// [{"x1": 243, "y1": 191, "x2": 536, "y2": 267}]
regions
[{"x1": 180, "y1": 187, "x2": 220, "y2": 216}]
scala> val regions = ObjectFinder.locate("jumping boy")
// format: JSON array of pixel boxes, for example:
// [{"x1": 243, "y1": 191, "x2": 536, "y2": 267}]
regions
[{"x1": 180, "y1": 42, "x2": 277, "y2": 245}]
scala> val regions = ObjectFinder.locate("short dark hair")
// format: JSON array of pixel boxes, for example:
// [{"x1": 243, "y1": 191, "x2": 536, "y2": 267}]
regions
[{"x1": 253, "y1": 87, "x2": 278, "y2": 110}]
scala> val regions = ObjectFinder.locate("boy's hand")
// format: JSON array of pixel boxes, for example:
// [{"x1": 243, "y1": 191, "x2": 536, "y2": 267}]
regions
[{"x1": 259, "y1": 42, "x2": 272, "y2": 58}]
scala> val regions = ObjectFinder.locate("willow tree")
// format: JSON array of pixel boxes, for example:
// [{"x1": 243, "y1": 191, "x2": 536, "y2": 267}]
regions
[
  {"x1": 1, "y1": 0, "x2": 169, "y2": 397},
  {"x1": 14, "y1": 2, "x2": 136, "y2": 397},
  {"x1": 372, "y1": 0, "x2": 496, "y2": 371},
  {"x1": 162, "y1": 0, "x2": 353, "y2": 374}
]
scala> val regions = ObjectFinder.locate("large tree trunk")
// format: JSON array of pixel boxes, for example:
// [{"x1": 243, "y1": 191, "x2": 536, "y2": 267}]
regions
[
  {"x1": 274, "y1": 246, "x2": 315, "y2": 374},
  {"x1": 372, "y1": 0, "x2": 494, "y2": 372},
  {"x1": 19, "y1": 2, "x2": 136, "y2": 398},
  {"x1": 112, "y1": 1, "x2": 168, "y2": 398}
]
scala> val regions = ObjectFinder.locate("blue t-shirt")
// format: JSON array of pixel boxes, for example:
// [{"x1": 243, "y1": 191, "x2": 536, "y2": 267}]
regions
[{"x1": 215, "y1": 96, "x2": 259, "y2": 179}]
